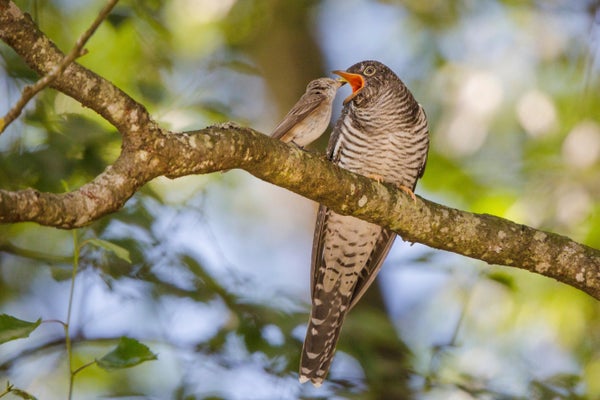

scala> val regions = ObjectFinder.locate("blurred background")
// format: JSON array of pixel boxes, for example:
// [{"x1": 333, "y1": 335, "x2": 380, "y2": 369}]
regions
[{"x1": 1, "y1": 0, "x2": 600, "y2": 398}]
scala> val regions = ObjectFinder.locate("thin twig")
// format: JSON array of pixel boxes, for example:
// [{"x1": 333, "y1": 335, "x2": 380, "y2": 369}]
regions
[
  {"x1": 71, "y1": 360, "x2": 97, "y2": 377},
  {"x1": 0, "y1": 382, "x2": 37, "y2": 400},
  {"x1": 0, "y1": 0, "x2": 120, "y2": 134},
  {"x1": 66, "y1": 229, "x2": 80, "y2": 400},
  {"x1": 42, "y1": 319, "x2": 67, "y2": 327},
  {"x1": 0, "y1": 382, "x2": 12, "y2": 399}
]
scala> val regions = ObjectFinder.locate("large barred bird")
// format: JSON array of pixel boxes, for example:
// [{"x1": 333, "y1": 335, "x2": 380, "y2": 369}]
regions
[{"x1": 299, "y1": 60, "x2": 430, "y2": 386}]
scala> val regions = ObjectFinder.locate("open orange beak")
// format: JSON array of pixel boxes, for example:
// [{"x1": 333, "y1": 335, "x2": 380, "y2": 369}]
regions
[{"x1": 333, "y1": 70, "x2": 364, "y2": 104}]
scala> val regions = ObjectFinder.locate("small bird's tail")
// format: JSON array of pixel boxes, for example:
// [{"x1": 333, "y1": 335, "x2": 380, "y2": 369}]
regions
[{"x1": 299, "y1": 291, "x2": 350, "y2": 387}]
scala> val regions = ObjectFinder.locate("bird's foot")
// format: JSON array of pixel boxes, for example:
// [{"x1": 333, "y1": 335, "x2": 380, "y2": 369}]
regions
[
  {"x1": 366, "y1": 174, "x2": 416, "y2": 202},
  {"x1": 397, "y1": 184, "x2": 416, "y2": 202},
  {"x1": 367, "y1": 173, "x2": 384, "y2": 183}
]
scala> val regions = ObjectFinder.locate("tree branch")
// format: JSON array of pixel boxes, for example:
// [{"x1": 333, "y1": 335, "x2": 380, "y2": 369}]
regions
[{"x1": 0, "y1": 1, "x2": 599, "y2": 300}]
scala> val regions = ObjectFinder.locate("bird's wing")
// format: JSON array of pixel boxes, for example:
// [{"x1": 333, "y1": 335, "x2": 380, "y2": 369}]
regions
[
  {"x1": 348, "y1": 228, "x2": 396, "y2": 310},
  {"x1": 270, "y1": 93, "x2": 327, "y2": 140},
  {"x1": 310, "y1": 205, "x2": 396, "y2": 309},
  {"x1": 416, "y1": 105, "x2": 430, "y2": 180},
  {"x1": 325, "y1": 107, "x2": 349, "y2": 161},
  {"x1": 310, "y1": 204, "x2": 329, "y2": 299}
]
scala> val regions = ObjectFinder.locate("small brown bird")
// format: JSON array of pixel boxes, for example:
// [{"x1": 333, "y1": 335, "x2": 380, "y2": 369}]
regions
[
  {"x1": 270, "y1": 77, "x2": 343, "y2": 147},
  {"x1": 299, "y1": 61, "x2": 430, "y2": 386}
]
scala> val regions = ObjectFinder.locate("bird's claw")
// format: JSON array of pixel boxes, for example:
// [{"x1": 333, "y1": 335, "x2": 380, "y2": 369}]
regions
[
  {"x1": 397, "y1": 184, "x2": 417, "y2": 202},
  {"x1": 367, "y1": 173, "x2": 384, "y2": 183},
  {"x1": 367, "y1": 175, "x2": 416, "y2": 202}
]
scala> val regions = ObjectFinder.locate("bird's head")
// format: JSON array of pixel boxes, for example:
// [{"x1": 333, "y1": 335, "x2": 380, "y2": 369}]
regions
[
  {"x1": 333, "y1": 60, "x2": 395, "y2": 106},
  {"x1": 305, "y1": 77, "x2": 343, "y2": 97}
]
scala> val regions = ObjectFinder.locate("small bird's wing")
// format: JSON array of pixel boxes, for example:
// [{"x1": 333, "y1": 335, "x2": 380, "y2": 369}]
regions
[
  {"x1": 270, "y1": 92, "x2": 327, "y2": 140},
  {"x1": 326, "y1": 107, "x2": 348, "y2": 161},
  {"x1": 310, "y1": 205, "x2": 395, "y2": 309}
]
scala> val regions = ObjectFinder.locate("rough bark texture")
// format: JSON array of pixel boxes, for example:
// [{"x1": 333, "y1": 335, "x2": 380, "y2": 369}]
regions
[{"x1": 1, "y1": 1, "x2": 599, "y2": 299}]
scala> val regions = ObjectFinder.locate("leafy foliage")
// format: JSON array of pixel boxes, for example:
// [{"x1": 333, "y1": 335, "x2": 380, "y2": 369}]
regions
[
  {"x1": 0, "y1": 314, "x2": 40, "y2": 344},
  {"x1": 85, "y1": 238, "x2": 132, "y2": 264},
  {"x1": 96, "y1": 337, "x2": 157, "y2": 370}
]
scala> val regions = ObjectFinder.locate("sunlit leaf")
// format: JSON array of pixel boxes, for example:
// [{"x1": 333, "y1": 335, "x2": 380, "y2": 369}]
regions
[
  {"x1": 0, "y1": 314, "x2": 41, "y2": 344},
  {"x1": 96, "y1": 337, "x2": 157, "y2": 370},
  {"x1": 50, "y1": 265, "x2": 74, "y2": 281},
  {"x1": 86, "y1": 238, "x2": 132, "y2": 263},
  {"x1": 60, "y1": 179, "x2": 70, "y2": 192},
  {"x1": 485, "y1": 271, "x2": 516, "y2": 291}
]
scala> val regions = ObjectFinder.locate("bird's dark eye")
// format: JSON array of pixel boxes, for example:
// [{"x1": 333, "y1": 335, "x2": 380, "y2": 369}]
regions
[{"x1": 363, "y1": 66, "x2": 376, "y2": 76}]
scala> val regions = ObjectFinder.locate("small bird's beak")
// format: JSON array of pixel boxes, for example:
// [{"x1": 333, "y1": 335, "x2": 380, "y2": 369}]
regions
[{"x1": 333, "y1": 70, "x2": 364, "y2": 104}]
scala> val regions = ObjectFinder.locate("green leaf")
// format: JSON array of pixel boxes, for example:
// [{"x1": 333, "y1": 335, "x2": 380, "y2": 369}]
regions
[
  {"x1": 50, "y1": 265, "x2": 75, "y2": 281},
  {"x1": 86, "y1": 239, "x2": 131, "y2": 263},
  {"x1": 485, "y1": 271, "x2": 516, "y2": 291},
  {"x1": 96, "y1": 337, "x2": 157, "y2": 370},
  {"x1": 9, "y1": 388, "x2": 38, "y2": 400},
  {"x1": 60, "y1": 180, "x2": 70, "y2": 192},
  {"x1": 0, "y1": 314, "x2": 42, "y2": 344}
]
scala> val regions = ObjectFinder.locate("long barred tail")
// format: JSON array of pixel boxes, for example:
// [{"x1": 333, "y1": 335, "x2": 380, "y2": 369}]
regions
[{"x1": 299, "y1": 291, "x2": 350, "y2": 386}]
